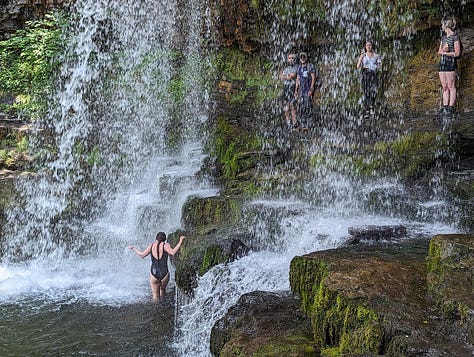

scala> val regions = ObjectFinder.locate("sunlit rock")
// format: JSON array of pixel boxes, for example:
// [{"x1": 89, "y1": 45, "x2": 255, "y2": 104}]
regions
[{"x1": 289, "y1": 238, "x2": 473, "y2": 355}]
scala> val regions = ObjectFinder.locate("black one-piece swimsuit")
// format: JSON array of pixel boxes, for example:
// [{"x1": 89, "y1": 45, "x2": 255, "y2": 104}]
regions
[{"x1": 150, "y1": 243, "x2": 169, "y2": 280}]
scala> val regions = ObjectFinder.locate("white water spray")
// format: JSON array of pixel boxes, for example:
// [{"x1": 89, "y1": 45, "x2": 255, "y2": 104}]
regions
[{"x1": 1, "y1": 0, "x2": 212, "y2": 307}]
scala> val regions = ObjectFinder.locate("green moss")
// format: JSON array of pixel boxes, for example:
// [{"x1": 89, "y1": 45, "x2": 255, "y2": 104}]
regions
[
  {"x1": 174, "y1": 263, "x2": 197, "y2": 294},
  {"x1": 212, "y1": 47, "x2": 250, "y2": 82},
  {"x1": 272, "y1": 0, "x2": 325, "y2": 21},
  {"x1": 221, "y1": 344, "x2": 244, "y2": 357},
  {"x1": 439, "y1": 300, "x2": 470, "y2": 322},
  {"x1": 290, "y1": 257, "x2": 329, "y2": 314},
  {"x1": 167, "y1": 76, "x2": 186, "y2": 104},
  {"x1": 229, "y1": 90, "x2": 248, "y2": 105},
  {"x1": 86, "y1": 145, "x2": 100, "y2": 166},
  {"x1": 426, "y1": 238, "x2": 442, "y2": 276},
  {"x1": 16, "y1": 137, "x2": 28, "y2": 153},
  {"x1": 211, "y1": 48, "x2": 279, "y2": 106},
  {"x1": 199, "y1": 244, "x2": 226, "y2": 276},
  {"x1": 182, "y1": 196, "x2": 242, "y2": 234},
  {"x1": 426, "y1": 235, "x2": 474, "y2": 326},
  {"x1": 290, "y1": 256, "x2": 384, "y2": 354},
  {"x1": 250, "y1": 0, "x2": 259, "y2": 9},
  {"x1": 211, "y1": 116, "x2": 262, "y2": 182},
  {"x1": 313, "y1": 131, "x2": 451, "y2": 180},
  {"x1": 0, "y1": 149, "x2": 7, "y2": 161}
]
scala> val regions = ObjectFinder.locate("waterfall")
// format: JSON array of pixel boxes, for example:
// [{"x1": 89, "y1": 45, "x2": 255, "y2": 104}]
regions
[
  {"x1": 0, "y1": 0, "x2": 212, "y2": 304},
  {"x1": 0, "y1": 0, "x2": 464, "y2": 356},
  {"x1": 175, "y1": 2, "x2": 461, "y2": 356}
]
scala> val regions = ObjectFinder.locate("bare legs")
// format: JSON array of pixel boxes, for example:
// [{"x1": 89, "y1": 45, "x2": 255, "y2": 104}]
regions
[
  {"x1": 439, "y1": 71, "x2": 456, "y2": 107},
  {"x1": 149, "y1": 272, "x2": 170, "y2": 301},
  {"x1": 283, "y1": 103, "x2": 297, "y2": 127}
]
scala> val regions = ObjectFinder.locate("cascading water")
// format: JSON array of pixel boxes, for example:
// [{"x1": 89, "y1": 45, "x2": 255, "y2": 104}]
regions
[
  {"x1": 1, "y1": 0, "x2": 214, "y2": 355},
  {"x1": 174, "y1": 2, "x2": 462, "y2": 356},
  {"x1": 0, "y1": 0, "x2": 464, "y2": 356}
]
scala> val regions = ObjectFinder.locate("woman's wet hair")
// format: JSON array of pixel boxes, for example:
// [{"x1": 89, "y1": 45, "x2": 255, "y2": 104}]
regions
[{"x1": 155, "y1": 231, "x2": 167, "y2": 242}]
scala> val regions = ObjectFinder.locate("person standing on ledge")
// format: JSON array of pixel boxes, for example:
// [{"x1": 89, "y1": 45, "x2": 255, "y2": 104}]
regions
[
  {"x1": 128, "y1": 232, "x2": 185, "y2": 300},
  {"x1": 295, "y1": 52, "x2": 316, "y2": 130},
  {"x1": 437, "y1": 17, "x2": 461, "y2": 116},
  {"x1": 356, "y1": 41, "x2": 382, "y2": 116},
  {"x1": 279, "y1": 51, "x2": 298, "y2": 129}
]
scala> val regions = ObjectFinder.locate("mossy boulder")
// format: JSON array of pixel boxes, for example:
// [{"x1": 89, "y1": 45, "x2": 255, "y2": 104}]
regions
[
  {"x1": 426, "y1": 234, "x2": 474, "y2": 343},
  {"x1": 289, "y1": 240, "x2": 474, "y2": 356},
  {"x1": 169, "y1": 229, "x2": 250, "y2": 295},
  {"x1": 181, "y1": 195, "x2": 243, "y2": 235},
  {"x1": 210, "y1": 291, "x2": 317, "y2": 357}
]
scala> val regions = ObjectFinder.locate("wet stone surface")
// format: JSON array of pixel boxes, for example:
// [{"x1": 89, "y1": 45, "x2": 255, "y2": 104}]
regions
[{"x1": 289, "y1": 238, "x2": 474, "y2": 356}]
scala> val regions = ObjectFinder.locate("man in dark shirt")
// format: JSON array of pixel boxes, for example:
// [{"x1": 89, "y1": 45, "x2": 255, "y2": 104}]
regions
[{"x1": 295, "y1": 52, "x2": 316, "y2": 130}]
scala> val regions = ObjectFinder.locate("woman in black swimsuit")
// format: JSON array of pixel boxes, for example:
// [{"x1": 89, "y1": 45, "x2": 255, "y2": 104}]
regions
[{"x1": 129, "y1": 232, "x2": 185, "y2": 300}]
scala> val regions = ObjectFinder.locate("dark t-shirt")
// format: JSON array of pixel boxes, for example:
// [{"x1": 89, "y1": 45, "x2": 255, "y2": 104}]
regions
[{"x1": 297, "y1": 63, "x2": 316, "y2": 95}]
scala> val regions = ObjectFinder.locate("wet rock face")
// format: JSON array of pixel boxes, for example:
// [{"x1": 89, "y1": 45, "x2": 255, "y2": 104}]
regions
[
  {"x1": 347, "y1": 224, "x2": 407, "y2": 244},
  {"x1": 427, "y1": 234, "x2": 474, "y2": 343},
  {"x1": 289, "y1": 237, "x2": 474, "y2": 356},
  {"x1": 0, "y1": 0, "x2": 72, "y2": 39},
  {"x1": 170, "y1": 229, "x2": 250, "y2": 295},
  {"x1": 210, "y1": 291, "x2": 316, "y2": 357},
  {"x1": 211, "y1": 0, "x2": 262, "y2": 53}
]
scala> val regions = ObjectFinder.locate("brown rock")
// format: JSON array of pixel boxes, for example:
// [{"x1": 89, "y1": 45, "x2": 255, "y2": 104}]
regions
[
  {"x1": 290, "y1": 240, "x2": 474, "y2": 355},
  {"x1": 210, "y1": 290, "x2": 317, "y2": 357}
]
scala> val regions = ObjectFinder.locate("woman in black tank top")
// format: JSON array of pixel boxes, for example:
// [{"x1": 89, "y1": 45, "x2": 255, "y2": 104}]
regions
[{"x1": 129, "y1": 232, "x2": 186, "y2": 300}]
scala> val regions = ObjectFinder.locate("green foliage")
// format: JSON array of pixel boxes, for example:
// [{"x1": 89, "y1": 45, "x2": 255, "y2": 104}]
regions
[
  {"x1": 0, "y1": 12, "x2": 66, "y2": 119},
  {"x1": 250, "y1": 0, "x2": 260, "y2": 9},
  {"x1": 0, "y1": 133, "x2": 30, "y2": 170},
  {"x1": 212, "y1": 47, "x2": 250, "y2": 81},
  {"x1": 0, "y1": 149, "x2": 8, "y2": 161},
  {"x1": 212, "y1": 116, "x2": 262, "y2": 181},
  {"x1": 229, "y1": 90, "x2": 248, "y2": 105},
  {"x1": 16, "y1": 137, "x2": 28, "y2": 153}
]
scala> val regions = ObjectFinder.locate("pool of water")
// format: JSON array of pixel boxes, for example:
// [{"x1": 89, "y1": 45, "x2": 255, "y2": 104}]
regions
[{"x1": 0, "y1": 295, "x2": 176, "y2": 356}]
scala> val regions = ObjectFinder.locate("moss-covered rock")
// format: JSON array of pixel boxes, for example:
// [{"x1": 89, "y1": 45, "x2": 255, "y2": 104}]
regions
[
  {"x1": 290, "y1": 240, "x2": 474, "y2": 356},
  {"x1": 0, "y1": 118, "x2": 34, "y2": 171},
  {"x1": 181, "y1": 195, "x2": 243, "y2": 235},
  {"x1": 426, "y1": 234, "x2": 474, "y2": 343},
  {"x1": 169, "y1": 228, "x2": 250, "y2": 295}
]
